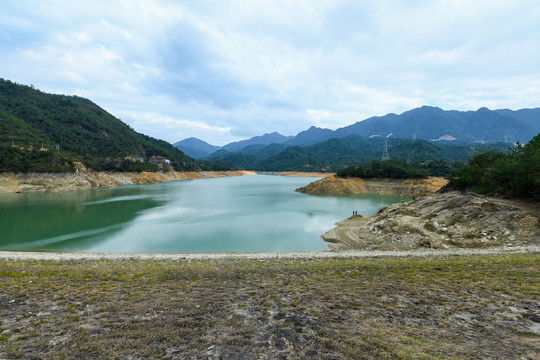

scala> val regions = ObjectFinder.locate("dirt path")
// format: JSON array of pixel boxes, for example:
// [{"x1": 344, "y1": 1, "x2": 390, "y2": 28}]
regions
[{"x1": 1, "y1": 245, "x2": 539, "y2": 261}]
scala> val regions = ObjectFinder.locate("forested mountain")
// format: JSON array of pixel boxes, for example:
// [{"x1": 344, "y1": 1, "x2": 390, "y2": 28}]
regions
[
  {"x1": 175, "y1": 106, "x2": 539, "y2": 160},
  {"x1": 6, "y1": 77, "x2": 528, "y2": 175},
  {"x1": 172, "y1": 137, "x2": 221, "y2": 159},
  {"x1": 284, "y1": 126, "x2": 334, "y2": 146},
  {"x1": 207, "y1": 135, "x2": 514, "y2": 172},
  {"x1": 333, "y1": 106, "x2": 539, "y2": 143},
  {"x1": 0, "y1": 79, "x2": 201, "y2": 172},
  {"x1": 222, "y1": 132, "x2": 292, "y2": 152}
]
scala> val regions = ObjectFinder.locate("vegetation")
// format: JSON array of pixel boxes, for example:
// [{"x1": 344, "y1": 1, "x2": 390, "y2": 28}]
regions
[
  {"x1": 199, "y1": 159, "x2": 242, "y2": 171},
  {"x1": 210, "y1": 135, "x2": 511, "y2": 173},
  {"x1": 337, "y1": 160, "x2": 429, "y2": 179},
  {"x1": 332, "y1": 105, "x2": 540, "y2": 144},
  {"x1": 0, "y1": 254, "x2": 537, "y2": 359},
  {"x1": 0, "y1": 144, "x2": 75, "y2": 172},
  {"x1": 447, "y1": 133, "x2": 540, "y2": 199},
  {"x1": 0, "y1": 79, "x2": 237, "y2": 172},
  {"x1": 415, "y1": 160, "x2": 465, "y2": 177},
  {"x1": 2, "y1": 78, "x2": 528, "y2": 175}
]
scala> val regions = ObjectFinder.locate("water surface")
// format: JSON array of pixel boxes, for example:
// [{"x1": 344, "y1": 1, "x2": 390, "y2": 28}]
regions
[{"x1": 0, "y1": 175, "x2": 406, "y2": 253}]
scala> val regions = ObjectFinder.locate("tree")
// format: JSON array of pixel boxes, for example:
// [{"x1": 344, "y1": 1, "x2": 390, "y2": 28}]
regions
[{"x1": 446, "y1": 133, "x2": 540, "y2": 198}]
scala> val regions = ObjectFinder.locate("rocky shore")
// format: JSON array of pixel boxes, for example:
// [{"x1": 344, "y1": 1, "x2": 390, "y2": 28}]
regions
[
  {"x1": 295, "y1": 175, "x2": 447, "y2": 197},
  {"x1": 0, "y1": 169, "x2": 256, "y2": 193},
  {"x1": 323, "y1": 191, "x2": 540, "y2": 251}
]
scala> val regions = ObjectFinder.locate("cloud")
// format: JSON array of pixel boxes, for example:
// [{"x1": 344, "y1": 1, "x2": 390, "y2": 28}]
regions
[{"x1": 1, "y1": 0, "x2": 539, "y2": 145}]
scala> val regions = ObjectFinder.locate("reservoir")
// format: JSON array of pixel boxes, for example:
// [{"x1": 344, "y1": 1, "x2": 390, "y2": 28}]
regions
[{"x1": 0, "y1": 175, "x2": 405, "y2": 253}]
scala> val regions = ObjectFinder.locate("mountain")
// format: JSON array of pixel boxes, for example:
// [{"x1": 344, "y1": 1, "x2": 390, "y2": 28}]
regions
[
  {"x1": 255, "y1": 136, "x2": 379, "y2": 172},
  {"x1": 222, "y1": 132, "x2": 293, "y2": 152},
  {"x1": 332, "y1": 106, "x2": 540, "y2": 143},
  {"x1": 174, "y1": 132, "x2": 293, "y2": 159},
  {"x1": 212, "y1": 134, "x2": 513, "y2": 172},
  {"x1": 179, "y1": 106, "x2": 539, "y2": 161},
  {"x1": 172, "y1": 104, "x2": 539, "y2": 172},
  {"x1": 0, "y1": 78, "x2": 201, "y2": 172},
  {"x1": 173, "y1": 137, "x2": 221, "y2": 159},
  {"x1": 285, "y1": 126, "x2": 334, "y2": 146},
  {"x1": 494, "y1": 108, "x2": 540, "y2": 134}
]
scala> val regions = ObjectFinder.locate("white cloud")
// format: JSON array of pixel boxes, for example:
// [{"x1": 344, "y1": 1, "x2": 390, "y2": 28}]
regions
[{"x1": 1, "y1": 0, "x2": 539, "y2": 145}]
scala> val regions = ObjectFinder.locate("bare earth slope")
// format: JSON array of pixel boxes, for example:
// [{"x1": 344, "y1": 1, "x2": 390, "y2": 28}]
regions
[
  {"x1": 0, "y1": 170, "x2": 256, "y2": 193},
  {"x1": 296, "y1": 176, "x2": 447, "y2": 197},
  {"x1": 323, "y1": 191, "x2": 540, "y2": 251}
]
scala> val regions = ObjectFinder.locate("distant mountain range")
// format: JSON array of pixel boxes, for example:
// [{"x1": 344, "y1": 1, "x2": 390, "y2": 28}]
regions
[
  {"x1": 175, "y1": 106, "x2": 540, "y2": 161},
  {"x1": 2, "y1": 77, "x2": 538, "y2": 174},
  {"x1": 208, "y1": 136, "x2": 513, "y2": 172},
  {"x1": 173, "y1": 132, "x2": 293, "y2": 158},
  {"x1": 173, "y1": 137, "x2": 222, "y2": 160}
]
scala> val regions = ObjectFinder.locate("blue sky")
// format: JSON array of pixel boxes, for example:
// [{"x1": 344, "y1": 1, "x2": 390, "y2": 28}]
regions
[{"x1": 1, "y1": 1, "x2": 539, "y2": 145}]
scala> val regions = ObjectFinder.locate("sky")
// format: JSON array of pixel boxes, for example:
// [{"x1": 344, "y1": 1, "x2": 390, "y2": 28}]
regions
[{"x1": 1, "y1": 1, "x2": 539, "y2": 146}]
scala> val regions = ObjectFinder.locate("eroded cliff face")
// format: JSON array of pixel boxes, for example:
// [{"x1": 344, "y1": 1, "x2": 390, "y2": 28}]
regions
[
  {"x1": 322, "y1": 191, "x2": 540, "y2": 251},
  {"x1": 0, "y1": 168, "x2": 257, "y2": 193},
  {"x1": 295, "y1": 176, "x2": 447, "y2": 197}
]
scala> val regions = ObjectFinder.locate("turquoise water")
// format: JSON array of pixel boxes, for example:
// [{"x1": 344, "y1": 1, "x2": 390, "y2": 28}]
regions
[{"x1": 0, "y1": 175, "x2": 406, "y2": 253}]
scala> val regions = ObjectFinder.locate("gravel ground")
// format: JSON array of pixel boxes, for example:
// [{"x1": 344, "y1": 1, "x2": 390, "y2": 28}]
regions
[
  {"x1": 0, "y1": 249, "x2": 539, "y2": 359},
  {"x1": 1, "y1": 245, "x2": 539, "y2": 261}
]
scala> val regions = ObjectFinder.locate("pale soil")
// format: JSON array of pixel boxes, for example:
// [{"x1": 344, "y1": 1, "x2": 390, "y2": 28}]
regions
[
  {"x1": 277, "y1": 171, "x2": 334, "y2": 177},
  {"x1": 323, "y1": 191, "x2": 540, "y2": 252},
  {"x1": 0, "y1": 170, "x2": 257, "y2": 193},
  {"x1": 296, "y1": 176, "x2": 448, "y2": 197},
  {"x1": 1, "y1": 245, "x2": 539, "y2": 262}
]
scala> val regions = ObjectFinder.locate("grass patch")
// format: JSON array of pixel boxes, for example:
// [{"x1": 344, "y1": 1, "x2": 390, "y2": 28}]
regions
[{"x1": 0, "y1": 254, "x2": 538, "y2": 359}]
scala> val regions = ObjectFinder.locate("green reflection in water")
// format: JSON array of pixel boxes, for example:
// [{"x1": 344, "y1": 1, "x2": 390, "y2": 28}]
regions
[
  {"x1": 0, "y1": 186, "x2": 165, "y2": 251},
  {"x1": 0, "y1": 176, "x2": 407, "y2": 253}
]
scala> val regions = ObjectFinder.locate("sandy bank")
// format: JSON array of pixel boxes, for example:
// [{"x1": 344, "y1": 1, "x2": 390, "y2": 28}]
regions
[
  {"x1": 296, "y1": 176, "x2": 447, "y2": 197},
  {"x1": 0, "y1": 170, "x2": 257, "y2": 193},
  {"x1": 277, "y1": 171, "x2": 334, "y2": 177}
]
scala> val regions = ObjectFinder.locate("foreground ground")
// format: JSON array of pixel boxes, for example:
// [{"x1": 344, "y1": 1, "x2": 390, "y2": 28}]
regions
[{"x1": 0, "y1": 253, "x2": 538, "y2": 359}]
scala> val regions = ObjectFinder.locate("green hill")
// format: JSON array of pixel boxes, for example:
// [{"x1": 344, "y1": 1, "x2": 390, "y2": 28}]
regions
[
  {"x1": 0, "y1": 79, "x2": 201, "y2": 172},
  {"x1": 211, "y1": 135, "x2": 513, "y2": 174},
  {"x1": 446, "y1": 133, "x2": 540, "y2": 199}
]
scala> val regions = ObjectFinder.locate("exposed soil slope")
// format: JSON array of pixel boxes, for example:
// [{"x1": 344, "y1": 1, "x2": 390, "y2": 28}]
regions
[
  {"x1": 296, "y1": 176, "x2": 447, "y2": 197},
  {"x1": 323, "y1": 191, "x2": 540, "y2": 251},
  {"x1": 277, "y1": 172, "x2": 334, "y2": 177},
  {"x1": 0, "y1": 168, "x2": 256, "y2": 193}
]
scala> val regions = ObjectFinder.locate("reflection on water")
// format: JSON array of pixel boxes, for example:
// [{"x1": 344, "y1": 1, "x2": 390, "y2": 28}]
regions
[
  {"x1": 0, "y1": 176, "x2": 407, "y2": 253},
  {"x1": 0, "y1": 186, "x2": 165, "y2": 251}
]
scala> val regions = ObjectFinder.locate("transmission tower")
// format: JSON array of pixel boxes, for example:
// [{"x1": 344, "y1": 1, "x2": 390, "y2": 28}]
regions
[{"x1": 381, "y1": 138, "x2": 390, "y2": 161}]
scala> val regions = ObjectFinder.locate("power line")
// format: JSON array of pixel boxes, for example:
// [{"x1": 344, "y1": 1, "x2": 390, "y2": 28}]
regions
[{"x1": 381, "y1": 138, "x2": 389, "y2": 161}]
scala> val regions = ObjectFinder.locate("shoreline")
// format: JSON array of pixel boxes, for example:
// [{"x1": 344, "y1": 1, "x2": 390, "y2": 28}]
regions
[
  {"x1": 296, "y1": 175, "x2": 448, "y2": 197},
  {"x1": 322, "y1": 191, "x2": 540, "y2": 251},
  {"x1": 1, "y1": 245, "x2": 538, "y2": 261},
  {"x1": 0, "y1": 170, "x2": 258, "y2": 193},
  {"x1": 0, "y1": 170, "x2": 332, "y2": 193}
]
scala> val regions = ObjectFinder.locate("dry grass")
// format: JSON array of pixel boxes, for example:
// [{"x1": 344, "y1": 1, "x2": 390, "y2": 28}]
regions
[{"x1": 0, "y1": 254, "x2": 538, "y2": 359}]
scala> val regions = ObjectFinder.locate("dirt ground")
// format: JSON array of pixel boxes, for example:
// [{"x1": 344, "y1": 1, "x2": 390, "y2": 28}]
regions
[{"x1": 0, "y1": 252, "x2": 538, "y2": 359}]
